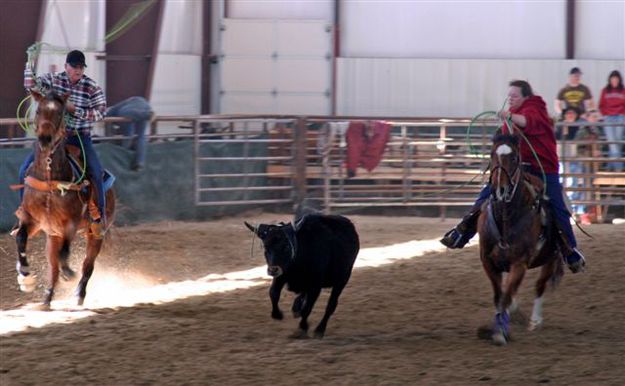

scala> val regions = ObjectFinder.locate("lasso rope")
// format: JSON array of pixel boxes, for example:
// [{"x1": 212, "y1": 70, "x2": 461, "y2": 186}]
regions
[{"x1": 466, "y1": 98, "x2": 548, "y2": 195}]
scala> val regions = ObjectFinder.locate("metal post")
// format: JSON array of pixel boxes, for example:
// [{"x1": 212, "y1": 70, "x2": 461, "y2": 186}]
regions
[{"x1": 293, "y1": 117, "x2": 308, "y2": 211}]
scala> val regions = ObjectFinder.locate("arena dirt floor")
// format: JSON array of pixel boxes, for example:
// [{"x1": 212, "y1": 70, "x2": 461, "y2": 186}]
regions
[{"x1": 0, "y1": 213, "x2": 624, "y2": 385}]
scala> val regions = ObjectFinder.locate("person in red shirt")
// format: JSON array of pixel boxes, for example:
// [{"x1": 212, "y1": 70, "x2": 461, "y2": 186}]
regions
[
  {"x1": 440, "y1": 80, "x2": 586, "y2": 273},
  {"x1": 598, "y1": 70, "x2": 625, "y2": 171}
]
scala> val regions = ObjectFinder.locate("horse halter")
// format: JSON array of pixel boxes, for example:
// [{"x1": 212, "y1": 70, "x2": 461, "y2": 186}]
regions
[{"x1": 490, "y1": 143, "x2": 522, "y2": 203}]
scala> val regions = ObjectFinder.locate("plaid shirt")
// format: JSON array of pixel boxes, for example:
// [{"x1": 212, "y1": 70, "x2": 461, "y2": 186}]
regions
[{"x1": 24, "y1": 64, "x2": 106, "y2": 136}]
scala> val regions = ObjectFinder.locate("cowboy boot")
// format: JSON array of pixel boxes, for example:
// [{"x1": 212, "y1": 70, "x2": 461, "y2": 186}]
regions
[
  {"x1": 440, "y1": 209, "x2": 481, "y2": 249},
  {"x1": 554, "y1": 226, "x2": 586, "y2": 273}
]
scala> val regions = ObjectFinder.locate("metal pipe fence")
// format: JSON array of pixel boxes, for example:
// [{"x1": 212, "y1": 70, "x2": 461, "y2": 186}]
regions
[{"x1": 1, "y1": 115, "x2": 624, "y2": 220}]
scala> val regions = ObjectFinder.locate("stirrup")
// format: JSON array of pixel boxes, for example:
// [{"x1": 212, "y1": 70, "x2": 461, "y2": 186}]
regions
[
  {"x1": 566, "y1": 248, "x2": 586, "y2": 274},
  {"x1": 440, "y1": 228, "x2": 467, "y2": 249},
  {"x1": 90, "y1": 219, "x2": 106, "y2": 239}
]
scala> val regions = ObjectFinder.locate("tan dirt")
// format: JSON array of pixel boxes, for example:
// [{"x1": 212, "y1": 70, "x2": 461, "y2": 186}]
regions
[{"x1": 0, "y1": 214, "x2": 624, "y2": 385}]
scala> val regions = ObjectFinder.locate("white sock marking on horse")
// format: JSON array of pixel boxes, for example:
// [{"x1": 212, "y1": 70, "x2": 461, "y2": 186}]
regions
[
  {"x1": 496, "y1": 144, "x2": 512, "y2": 156},
  {"x1": 529, "y1": 296, "x2": 544, "y2": 329}
]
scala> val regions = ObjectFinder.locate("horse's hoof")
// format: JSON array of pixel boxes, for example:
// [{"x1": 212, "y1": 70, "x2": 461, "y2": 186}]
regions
[
  {"x1": 34, "y1": 303, "x2": 51, "y2": 312},
  {"x1": 292, "y1": 310, "x2": 301, "y2": 318},
  {"x1": 17, "y1": 274, "x2": 37, "y2": 293},
  {"x1": 61, "y1": 267, "x2": 76, "y2": 281},
  {"x1": 288, "y1": 329, "x2": 309, "y2": 339},
  {"x1": 492, "y1": 331, "x2": 508, "y2": 346},
  {"x1": 528, "y1": 319, "x2": 543, "y2": 331},
  {"x1": 271, "y1": 309, "x2": 283, "y2": 320}
]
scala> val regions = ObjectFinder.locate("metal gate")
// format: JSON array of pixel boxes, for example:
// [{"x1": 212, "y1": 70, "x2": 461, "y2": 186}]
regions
[{"x1": 193, "y1": 117, "x2": 303, "y2": 208}]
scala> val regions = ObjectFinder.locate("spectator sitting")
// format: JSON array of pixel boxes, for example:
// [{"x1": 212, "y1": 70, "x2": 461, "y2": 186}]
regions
[
  {"x1": 106, "y1": 96, "x2": 154, "y2": 171},
  {"x1": 556, "y1": 107, "x2": 581, "y2": 140},
  {"x1": 598, "y1": 70, "x2": 625, "y2": 172},
  {"x1": 554, "y1": 67, "x2": 595, "y2": 119}
]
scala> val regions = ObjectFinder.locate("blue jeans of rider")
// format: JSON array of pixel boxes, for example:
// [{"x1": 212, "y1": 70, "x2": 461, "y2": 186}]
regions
[
  {"x1": 470, "y1": 173, "x2": 577, "y2": 251},
  {"x1": 19, "y1": 135, "x2": 106, "y2": 222}
]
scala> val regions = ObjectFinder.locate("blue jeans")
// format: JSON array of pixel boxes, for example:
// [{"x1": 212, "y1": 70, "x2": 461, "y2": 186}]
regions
[
  {"x1": 603, "y1": 114, "x2": 624, "y2": 171},
  {"x1": 107, "y1": 96, "x2": 152, "y2": 168},
  {"x1": 470, "y1": 173, "x2": 577, "y2": 249},
  {"x1": 118, "y1": 120, "x2": 147, "y2": 167},
  {"x1": 19, "y1": 135, "x2": 106, "y2": 222}
]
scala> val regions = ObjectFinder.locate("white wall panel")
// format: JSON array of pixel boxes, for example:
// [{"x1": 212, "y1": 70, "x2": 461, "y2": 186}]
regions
[
  {"x1": 277, "y1": 22, "x2": 331, "y2": 56},
  {"x1": 576, "y1": 0, "x2": 625, "y2": 59},
  {"x1": 222, "y1": 21, "x2": 274, "y2": 55},
  {"x1": 228, "y1": 0, "x2": 332, "y2": 20},
  {"x1": 222, "y1": 58, "x2": 273, "y2": 91},
  {"x1": 342, "y1": 1, "x2": 565, "y2": 59},
  {"x1": 40, "y1": 0, "x2": 105, "y2": 51},
  {"x1": 277, "y1": 95, "x2": 328, "y2": 115},
  {"x1": 159, "y1": 0, "x2": 203, "y2": 54},
  {"x1": 337, "y1": 58, "x2": 625, "y2": 118},
  {"x1": 221, "y1": 94, "x2": 274, "y2": 114},
  {"x1": 219, "y1": 19, "x2": 331, "y2": 114},
  {"x1": 276, "y1": 59, "x2": 329, "y2": 92},
  {"x1": 150, "y1": 55, "x2": 201, "y2": 115}
]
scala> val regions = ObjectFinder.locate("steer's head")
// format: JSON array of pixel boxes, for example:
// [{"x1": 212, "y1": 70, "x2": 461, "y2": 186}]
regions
[{"x1": 244, "y1": 220, "x2": 302, "y2": 278}]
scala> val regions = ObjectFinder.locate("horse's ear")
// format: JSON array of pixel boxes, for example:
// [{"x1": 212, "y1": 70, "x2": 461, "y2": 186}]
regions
[{"x1": 29, "y1": 88, "x2": 43, "y2": 102}]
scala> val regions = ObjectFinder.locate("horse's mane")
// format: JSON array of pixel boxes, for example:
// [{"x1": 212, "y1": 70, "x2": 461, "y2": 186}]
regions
[{"x1": 46, "y1": 91, "x2": 66, "y2": 105}]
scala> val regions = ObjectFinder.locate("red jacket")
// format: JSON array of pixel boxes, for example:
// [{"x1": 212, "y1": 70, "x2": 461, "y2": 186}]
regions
[
  {"x1": 599, "y1": 87, "x2": 625, "y2": 116},
  {"x1": 504, "y1": 96, "x2": 559, "y2": 174}
]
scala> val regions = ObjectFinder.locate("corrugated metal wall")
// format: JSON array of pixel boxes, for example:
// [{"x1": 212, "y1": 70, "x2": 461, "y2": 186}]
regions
[{"x1": 336, "y1": 58, "x2": 625, "y2": 118}]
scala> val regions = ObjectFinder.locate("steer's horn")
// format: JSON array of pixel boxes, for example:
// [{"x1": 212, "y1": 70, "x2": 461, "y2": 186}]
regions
[{"x1": 244, "y1": 221, "x2": 257, "y2": 234}]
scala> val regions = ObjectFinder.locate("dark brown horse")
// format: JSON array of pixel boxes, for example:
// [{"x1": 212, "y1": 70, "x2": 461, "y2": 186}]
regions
[
  {"x1": 14, "y1": 90, "x2": 115, "y2": 310},
  {"x1": 477, "y1": 134, "x2": 563, "y2": 345}
]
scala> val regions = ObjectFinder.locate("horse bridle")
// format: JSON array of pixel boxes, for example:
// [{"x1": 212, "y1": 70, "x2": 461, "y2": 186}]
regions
[{"x1": 490, "y1": 147, "x2": 522, "y2": 203}]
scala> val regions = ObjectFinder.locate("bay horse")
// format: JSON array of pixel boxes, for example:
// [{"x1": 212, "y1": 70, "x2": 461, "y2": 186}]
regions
[
  {"x1": 14, "y1": 90, "x2": 115, "y2": 310},
  {"x1": 478, "y1": 134, "x2": 563, "y2": 345}
]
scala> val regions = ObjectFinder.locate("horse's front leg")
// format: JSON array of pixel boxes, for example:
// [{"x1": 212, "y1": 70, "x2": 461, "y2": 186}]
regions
[
  {"x1": 15, "y1": 224, "x2": 38, "y2": 293},
  {"x1": 75, "y1": 234, "x2": 103, "y2": 306},
  {"x1": 40, "y1": 235, "x2": 65, "y2": 310},
  {"x1": 492, "y1": 263, "x2": 527, "y2": 345}
]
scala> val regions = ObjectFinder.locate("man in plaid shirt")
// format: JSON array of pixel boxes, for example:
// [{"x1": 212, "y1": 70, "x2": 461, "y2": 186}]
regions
[{"x1": 19, "y1": 50, "x2": 108, "y2": 237}]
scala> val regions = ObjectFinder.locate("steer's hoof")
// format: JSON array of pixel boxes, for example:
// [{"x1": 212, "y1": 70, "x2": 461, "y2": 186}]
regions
[
  {"x1": 313, "y1": 330, "x2": 325, "y2": 339},
  {"x1": 271, "y1": 310, "x2": 283, "y2": 320}
]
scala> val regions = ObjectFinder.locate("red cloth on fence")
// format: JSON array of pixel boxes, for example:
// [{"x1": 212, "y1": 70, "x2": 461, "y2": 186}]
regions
[{"x1": 346, "y1": 121, "x2": 391, "y2": 176}]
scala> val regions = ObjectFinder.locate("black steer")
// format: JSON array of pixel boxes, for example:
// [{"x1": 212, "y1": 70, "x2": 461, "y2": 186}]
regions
[{"x1": 245, "y1": 214, "x2": 359, "y2": 338}]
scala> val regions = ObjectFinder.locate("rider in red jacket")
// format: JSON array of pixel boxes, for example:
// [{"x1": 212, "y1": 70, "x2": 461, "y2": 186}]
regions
[{"x1": 440, "y1": 80, "x2": 586, "y2": 273}]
